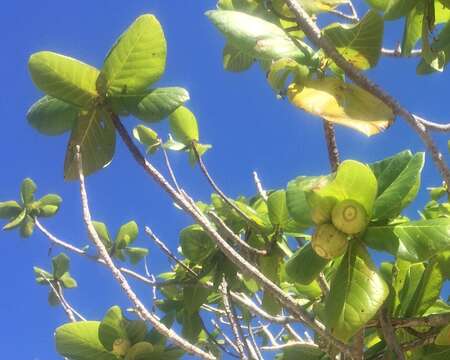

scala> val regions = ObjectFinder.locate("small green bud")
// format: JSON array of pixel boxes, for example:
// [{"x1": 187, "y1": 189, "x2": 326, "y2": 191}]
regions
[
  {"x1": 331, "y1": 199, "x2": 368, "y2": 235},
  {"x1": 311, "y1": 224, "x2": 348, "y2": 259}
]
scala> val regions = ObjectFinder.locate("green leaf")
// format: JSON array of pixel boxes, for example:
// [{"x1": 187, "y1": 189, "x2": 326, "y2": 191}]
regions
[
  {"x1": 99, "y1": 306, "x2": 129, "y2": 351},
  {"x1": 111, "y1": 87, "x2": 189, "y2": 122},
  {"x1": 180, "y1": 224, "x2": 216, "y2": 263},
  {"x1": 315, "y1": 160, "x2": 378, "y2": 217},
  {"x1": 288, "y1": 78, "x2": 394, "y2": 136},
  {"x1": 29, "y1": 51, "x2": 99, "y2": 108},
  {"x1": 324, "y1": 244, "x2": 388, "y2": 342},
  {"x1": 435, "y1": 323, "x2": 450, "y2": 345},
  {"x1": 52, "y1": 253, "x2": 70, "y2": 279},
  {"x1": 403, "y1": 260, "x2": 444, "y2": 316},
  {"x1": 125, "y1": 342, "x2": 154, "y2": 360},
  {"x1": 3, "y1": 208, "x2": 27, "y2": 230},
  {"x1": 0, "y1": 201, "x2": 22, "y2": 219},
  {"x1": 21, "y1": 178, "x2": 37, "y2": 205},
  {"x1": 168, "y1": 106, "x2": 199, "y2": 145},
  {"x1": 60, "y1": 272, "x2": 78, "y2": 288},
  {"x1": 115, "y1": 221, "x2": 138, "y2": 250},
  {"x1": 55, "y1": 321, "x2": 117, "y2": 360},
  {"x1": 92, "y1": 221, "x2": 113, "y2": 249},
  {"x1": 125, "y1": 320, "x2": 147, "y2": 345},
  {"x1": 277, "y1": 344, "x2": 327, "y2": 360},
  {"x1": 323, "y1": 11, "x2": 383, "y2": 70},
  {"x1": 260, "y1": 249, "x2": 283, "y2": 315},
  {"x1": 267, "y1": 190, "x2": 289, "y2": 227},
  {"x1": 181, "y1": 310, "x2": 202, "y2": 343},
  {"x1": 268, "y1": 58, "x2": 310, "y2": 94},
  {"x1": 364, "y1": 218, "x2": 450, "y2": 262},
  {"x1": 285, "y1": 242, "x2": 329, "y2": 284},
  {"x1": 37, "y1": 194, "x2": 62, "y2": 217},
  {"x1": 132, "y1": 125, "x2": 161, "y2": 154},
  {"x1": 124, "y1": 247, "x2": 149, "y2": 264},
  {"x1": 20, "y1": 215, "x2": 35, "y2": 238},
  {"x1": 101, "y1": 14, "x2": 166, "y2": 95},
  {"x1": 395, "y1": 218, "x2": 450, "y2": 262},
  {"x1": 222, "y1": 43, "x2": 254, "y2": 72},
  {"x1": 206, "y1": 10, "x2": 314, "y2": 63},
  {"x1": 27, "y1": 96, "x2": 78, "y2": 136},
  {"x1": 396, "y1": 262, "x2": 425, "y2": 316},
  {"x1": 183, "y1": 283, "x2": 211, "y2": 315},
  {"x1": 64, "y1": 109, "x2": 116, "y2": 180},
  {"x1": 286, "y1": 175, "x2": 330, "y2": 227},
  {"x1": 371, "y1": 152, "x2": 424, "y2": 220},
  {"x1": 384, "y1": 0, "x2": 421, "y2": 20},
  {"x1": 401, "y1": 1, "x2": 425, "y2": 55},
  {"x1": 34, "y1": 266, "x2": 54, "y2": 284}
]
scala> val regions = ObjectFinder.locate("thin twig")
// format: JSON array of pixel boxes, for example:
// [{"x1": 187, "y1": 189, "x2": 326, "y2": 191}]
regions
[
  {"x1": 285, "y1": 324, "x2": 305, "y2": 343},
  {"x1": 378, "y1": 308, "x2": 405, "y2": 360},
  {"x1": 209, "y1": 211, "x2": 267, "y2": 256},
  {"x1": 413, "y1": 114, "x2": 450, "y2": 132},
  {"x1": 317, "y1": 272, "x2": 330, "y2": 297},
  {"x1": 220, "y1": 277, "x2": 248, "y2": 360},
  {"x1": 252, "y1": 171, "x2": 268, "y2": 201},
  {"x1": 74, "y1": 145, "x2": 215, "y2": 360},
  {"x1": 144, "y1": 226, "x2": 199, "y2": 278},
  {"x1": 212, "y1": 319, "x2": 242, "y2": 355},
  {"x1": 365, "y1": 312, "x2": 450, "y2": 329},
  {"x1": 35, "y1": 220, "x2": 155, "y2": 285},
  {"x1": 36, "y1": 215, "x2": 293, "y2": 326},
  {"x1": 381, "y1": 47, "x2": 422, "y2": 57},
  {"x1": 322, "y1": 120, "x2": 340, "y2": 173},
  {"x1": 191, "y1": 143, "x2": 256, "y2": 224},
  {"x1": 261, "y1": 341, "x2": 319, "y2": 351},
  {"x1": 328, "y1": 8, "x2": 358, "y2": 23},
  {"x1": 248, "y1": 322, "x2": 264, "y2": 360},
  {"x1": 42, "y1": 274, "x2": 76, "y2": 323},
  {"x1": 161, "y1": 145, "x2": 182, "y2": 194},
  {"x1": 110, "y1": 114, "x2": 354, "y2": 357},
  {"x1": 283, "y1": 0, "x2": 450, "y2": 194},
  {"x1": 346, "y1": 0, "x2": 359, "y2": 21}
]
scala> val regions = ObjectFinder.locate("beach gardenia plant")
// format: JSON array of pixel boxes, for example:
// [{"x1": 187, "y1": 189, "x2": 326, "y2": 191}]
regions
[{"x1": 1, "y1": 1, "x2": 450, "y2": 360}]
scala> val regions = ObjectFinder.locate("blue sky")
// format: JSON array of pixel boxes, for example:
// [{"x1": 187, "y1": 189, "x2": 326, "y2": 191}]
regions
[{"x1": 0, "y1": 1, "x2": 449, "y2": 358}]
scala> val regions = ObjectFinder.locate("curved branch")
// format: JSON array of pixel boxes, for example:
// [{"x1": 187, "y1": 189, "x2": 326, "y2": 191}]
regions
[
  {"x1": 283, "y1": 0, "x2": 450, "y2": 193},
  {"x1": 74, "y1": 145, "x2": 215, "y2": 360},
  {"x1": 413, "y1": 114, "x2": 450, "y2": 132}
]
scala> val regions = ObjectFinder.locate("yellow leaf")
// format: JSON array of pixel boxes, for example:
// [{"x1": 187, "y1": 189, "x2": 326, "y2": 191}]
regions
[{"x1": 287, "y1": 78, "x2": 394, "y2": 136}]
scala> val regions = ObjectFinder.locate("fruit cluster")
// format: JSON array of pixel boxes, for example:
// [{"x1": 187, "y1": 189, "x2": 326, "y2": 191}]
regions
[{"x1": 311, "y1": 199, "x2": 368, "y2": 259}]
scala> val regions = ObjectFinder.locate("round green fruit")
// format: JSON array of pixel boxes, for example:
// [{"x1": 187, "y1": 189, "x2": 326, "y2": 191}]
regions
[
  {"x1": 311, "y1": 224, "x2": 348, "y2": 259},
  {"x1": 112, "y1": 338, "x2": 131, "y2": 356},
  {"x1": 331, "y1": 199, "x2": 368, "y2": 235}
]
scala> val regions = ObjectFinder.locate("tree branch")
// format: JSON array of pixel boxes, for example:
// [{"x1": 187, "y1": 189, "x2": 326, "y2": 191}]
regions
[
  {"x1": 378, "y1": 308, "x2": 405, "y2": 360},
  {"x1": 283, "y1": 0, "x2": 450, "y2": 193},
  {"x1": 366, "y1": 312, "x2": 450, "y2": 329},
  {"x1": 191, "y1": 143, "x2": 256, "y2": 225},
  {"x1": 253, "y1": 171, "x2": 268, "y2": 201},
  {"x1": 74, "y1": 145, "x2": 215, "y2": 360},
  {"x1": 209, "y1": 211, "x2": 268, "y2": 256},
  {"x1": 110, "y1": 113, "x2": 354, "y2": 357},
  {"x1": 220, "y1": 277, "x2": 248, "y2": 360},
  {"x1": 322, "y1": 120, "x2": 340, "y2": 173},
  {"x1": 35, "y1": 220, "x2": 155, "y2": 285},
  {"x1": 144, "y1": 226, "x2": 199, "y2": 278}
]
